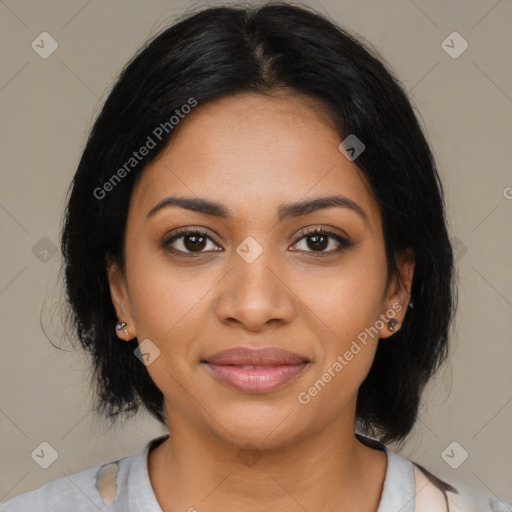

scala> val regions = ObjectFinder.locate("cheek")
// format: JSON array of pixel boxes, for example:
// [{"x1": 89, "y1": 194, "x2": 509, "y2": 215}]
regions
[
  {"x1": 128, "y1": 264, "x2": 210, "y2": 347},
  {"x1": 295, "y1": 250, "x2": 387, "y2": 341},
  {"x1": 291, "y1": 247, "x2": 387, "y2": 399},
  {"x1": 295, "y1": 279, "x2": 382, "y2": 421},
  {"x1": 124, "y1": 251, "x2": 210, "y2": 402},
  {"x1": 123, "y1": 242, "x2": 211, "y2": 352}
]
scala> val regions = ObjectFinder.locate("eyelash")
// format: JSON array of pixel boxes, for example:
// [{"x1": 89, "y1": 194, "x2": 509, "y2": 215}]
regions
[{"x1": 162, "y1": 226, "x2": 353, "y2": 258}]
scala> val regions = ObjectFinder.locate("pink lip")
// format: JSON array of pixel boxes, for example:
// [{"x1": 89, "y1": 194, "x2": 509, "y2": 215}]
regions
[{"x1": 203, "y1": 346, "x2": 310, "y2": 394}]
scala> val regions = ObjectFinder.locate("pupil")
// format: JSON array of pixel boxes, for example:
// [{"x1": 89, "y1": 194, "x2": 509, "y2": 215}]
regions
[
  {"x1": 181, "y1": 233, "x2": 329, "y2": 253},
  {"x1": 308, "y1": 234, "x2": 327, "y2": 251},
  {"x1": 185, "y1": 235, "x2": 206, "y2": 251}
]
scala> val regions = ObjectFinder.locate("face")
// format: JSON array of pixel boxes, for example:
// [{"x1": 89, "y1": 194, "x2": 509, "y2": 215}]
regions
[{"x1": 107, "y1": 91, "x2": 414, "y2": 449}]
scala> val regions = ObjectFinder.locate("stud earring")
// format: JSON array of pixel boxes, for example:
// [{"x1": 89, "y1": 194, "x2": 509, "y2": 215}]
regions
[
  {"x1": 116, "y1": 321, "x2": 129, "y2": 338},
  {"x1": 388, "y1": 318, "x2": 399, "y2": 332}
]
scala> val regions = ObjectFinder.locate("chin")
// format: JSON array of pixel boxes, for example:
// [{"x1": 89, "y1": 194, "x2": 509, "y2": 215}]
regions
[{"x1": 204, "y1": 401, "x2": 307, "y2": 450}]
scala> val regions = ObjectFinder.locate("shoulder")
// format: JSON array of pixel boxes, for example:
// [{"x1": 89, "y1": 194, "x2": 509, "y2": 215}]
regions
[
  {"x1": 0, "y1": 463, "x2": 107, "y2": 511},
  {"x1": 0, "y1": 447, "x2": 144, "y2": 512},
  {"x1": 411, "y1": 462, "x2": 508, "y2": 512},
  {"x1": 356, "y1": 432, "x2": 504, "y2": 512}
]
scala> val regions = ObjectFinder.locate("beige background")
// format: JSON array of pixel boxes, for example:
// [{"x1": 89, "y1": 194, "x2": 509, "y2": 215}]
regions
[{"x1": 1, "y1": 0, "x2": 511, "y2": 505}]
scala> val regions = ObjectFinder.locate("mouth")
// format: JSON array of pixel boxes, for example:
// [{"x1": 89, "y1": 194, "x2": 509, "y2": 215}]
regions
[{"x1": 201, "y1": 346, "x2": 310, "y2": 394}]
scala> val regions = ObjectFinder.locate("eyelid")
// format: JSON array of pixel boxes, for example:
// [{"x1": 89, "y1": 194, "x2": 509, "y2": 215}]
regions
[
  {"x1": 290, "y1": 226, "x2": 353, "y2": 255},
  {"x1": 162, "y1": 225, "x2": 353, "y2": 256},
  {"x1": 167, "y1": 226, "x2": 222, "y2": 245},
  {"x1": 296, "y1": 225, "x2": 350, "y2": 241},
  {"x1": 162, "y1": 227, "x2": 223, "y2": 256}
]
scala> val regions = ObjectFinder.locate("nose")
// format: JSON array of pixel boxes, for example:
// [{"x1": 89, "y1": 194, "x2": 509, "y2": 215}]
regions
[{"x1": 215, "y1": 248, "x2": 296, "y2": 331}]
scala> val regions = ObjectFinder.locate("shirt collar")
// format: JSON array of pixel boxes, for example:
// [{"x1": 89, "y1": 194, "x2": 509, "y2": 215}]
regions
[{"x1": 124, "y1": 433, "x2": 415, "y2": 512}]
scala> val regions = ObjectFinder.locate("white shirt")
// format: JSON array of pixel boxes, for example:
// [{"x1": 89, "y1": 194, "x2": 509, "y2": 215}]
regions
[{"x1": 1, "y1": 433, "x2": 505, "y2": 511}]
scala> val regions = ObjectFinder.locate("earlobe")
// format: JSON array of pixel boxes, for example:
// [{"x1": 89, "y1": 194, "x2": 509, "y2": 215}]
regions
[
  {"x1": 105, "y1": 257, "x2": 136, "y2": 340},
  {"x1": 379, "y1": 248, "x2": 415, "y2": 339}
]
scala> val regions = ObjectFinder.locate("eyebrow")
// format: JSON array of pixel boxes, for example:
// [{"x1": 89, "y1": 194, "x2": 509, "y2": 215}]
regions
[{"x1": 146, "y1": 194, "x2": 369, "y2": 226}]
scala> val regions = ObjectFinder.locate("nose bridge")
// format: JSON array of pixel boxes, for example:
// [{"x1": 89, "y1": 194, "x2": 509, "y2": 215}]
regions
[
  {"x1": 235, "y1": 246, "x2": 277, "y2": 293},
  {"x1": 215, "y1": 237, "x2": 295, "y2": 329}
]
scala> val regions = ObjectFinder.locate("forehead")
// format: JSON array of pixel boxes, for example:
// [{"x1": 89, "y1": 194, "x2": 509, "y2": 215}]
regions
[{"x1": 129, "y1": 92, "x2": 380, "y2": 229}]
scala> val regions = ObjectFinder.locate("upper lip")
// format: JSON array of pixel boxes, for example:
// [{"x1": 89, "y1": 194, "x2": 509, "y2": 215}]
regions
[{"x1": 204, "y1": 346, "x2": 309, "y2": 366}]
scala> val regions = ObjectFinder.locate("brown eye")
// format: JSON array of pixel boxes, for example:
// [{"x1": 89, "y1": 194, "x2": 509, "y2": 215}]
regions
[
  {"x1": 291, "y1": 228, "x2": 352, "y2": 256},
  {"x1": 163, "y1": 228, "x2": 222, "y2": 255},
  {"x1": 162, "y1": 227, "x2": 352, "y2": 258}
]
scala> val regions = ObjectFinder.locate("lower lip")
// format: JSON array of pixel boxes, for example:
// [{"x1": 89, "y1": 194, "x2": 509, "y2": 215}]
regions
[{"x1": 204, "y1": 363, "x2": 309, "y2": 394}]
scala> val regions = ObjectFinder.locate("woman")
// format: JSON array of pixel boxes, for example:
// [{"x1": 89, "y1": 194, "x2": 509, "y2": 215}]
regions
[{"x1": 1, "y1": 3, "x2": 501, "y2": 511}]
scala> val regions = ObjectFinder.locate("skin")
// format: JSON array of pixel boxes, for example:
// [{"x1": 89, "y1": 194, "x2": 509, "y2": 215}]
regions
[{"x1": 107, "y1": 90, "x2": 415, "y2": 512}]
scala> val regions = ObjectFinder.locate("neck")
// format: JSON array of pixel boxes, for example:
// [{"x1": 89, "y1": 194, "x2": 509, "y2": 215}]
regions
[{"x1": 148, "y1": 412, "x2": 387, "y2": 511}]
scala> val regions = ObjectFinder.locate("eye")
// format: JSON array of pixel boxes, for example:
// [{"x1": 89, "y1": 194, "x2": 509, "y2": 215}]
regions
[
  {"x1": 162, "y1": 226, "x2": 353, "y2": 257},
  {"x1": 290, "y1": 227, "x2": 352, "y2": 256},
  {"x1": 163, "y1": 228, "x2": 222, "y2": 256}
]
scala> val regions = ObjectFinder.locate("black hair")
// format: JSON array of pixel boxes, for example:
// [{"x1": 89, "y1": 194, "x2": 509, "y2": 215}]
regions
[{"x1": 60, "y1": 2, "x2": 456, "y2": 444}]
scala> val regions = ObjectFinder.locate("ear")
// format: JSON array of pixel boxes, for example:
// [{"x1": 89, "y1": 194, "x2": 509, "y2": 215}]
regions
[
  {"x1": 378, "y1": 248, "x2": 415, "y2": 340},
  {"x1": 106, "y1": 256, "x2": 137, "y2": 341}
]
